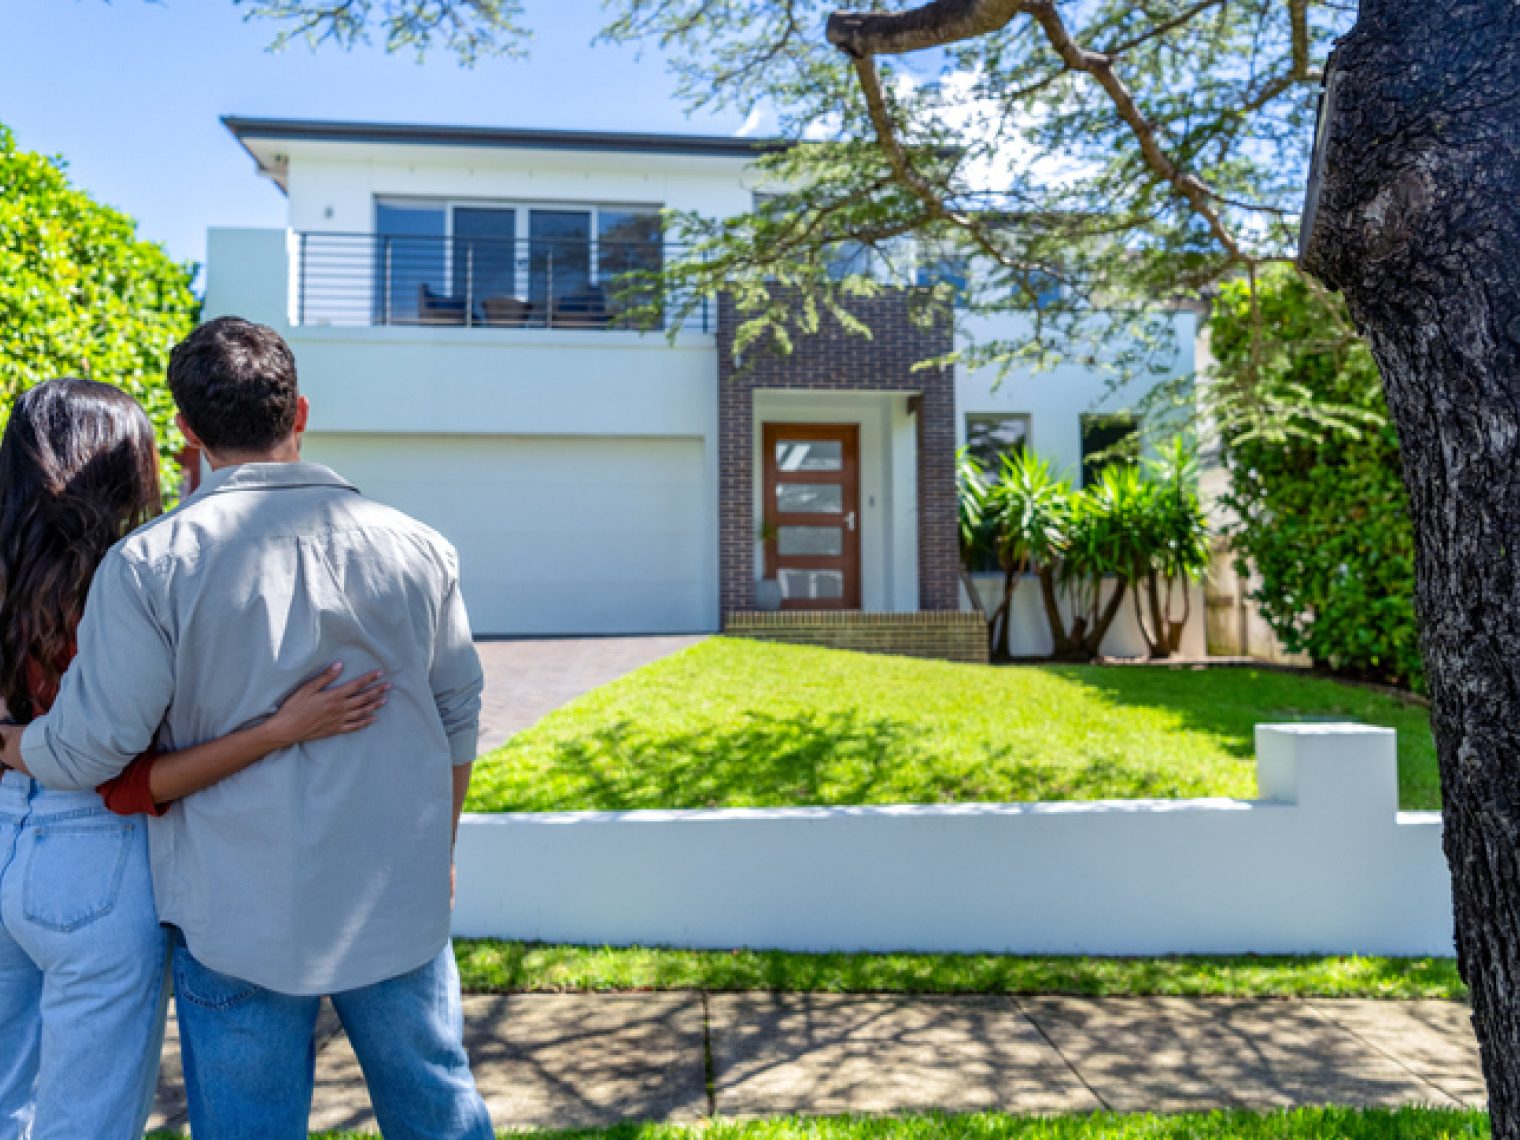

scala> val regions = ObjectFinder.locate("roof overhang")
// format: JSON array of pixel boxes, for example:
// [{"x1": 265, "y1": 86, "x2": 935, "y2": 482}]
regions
[{"x1": 222, "y1": 116, "x2": 790, "y2": 192}]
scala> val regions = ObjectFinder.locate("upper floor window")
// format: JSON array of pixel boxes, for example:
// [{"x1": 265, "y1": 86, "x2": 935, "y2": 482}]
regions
[
  {"x1": 1080, "y1": 413, "x2": 1140, "y2": 486},
  {"x1": 370, "y1": 198, "x2": 662, "y2": 328},
  {"x1": 965, "y1": 412, "x2": 1031, "y2": 478}
]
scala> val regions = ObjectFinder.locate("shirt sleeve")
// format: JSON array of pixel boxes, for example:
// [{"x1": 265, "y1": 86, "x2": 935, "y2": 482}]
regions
[
  {"x1": 97, "y1": 751, "x2": 169, "y2": 817},
  {"x1": 21, "y1": 551, "x2": 175, "y2": 791},
  {"x1": 430, "y1": 553, "x2": 484, "y2": 766}
]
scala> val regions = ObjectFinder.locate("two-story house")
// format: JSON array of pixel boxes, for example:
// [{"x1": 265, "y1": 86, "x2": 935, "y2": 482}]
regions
[{"x1": 205, "y1": 116, "x2": 1200, "y2": 662}]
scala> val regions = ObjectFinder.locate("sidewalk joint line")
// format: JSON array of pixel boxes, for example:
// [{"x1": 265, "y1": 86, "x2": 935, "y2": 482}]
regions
[
  {"x1": 702, "y1": 991, "x2": 717, "y2": 1117},
  {"x1": 1303, "y1": 998, "x2": 1473, "y2": 1108},
  {"x1": 1013, "y1": 996, "x2": 1112, "y2": 1112}
]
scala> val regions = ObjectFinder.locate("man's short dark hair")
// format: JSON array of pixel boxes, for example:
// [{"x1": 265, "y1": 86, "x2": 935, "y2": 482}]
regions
[{"x1": 168, "y1": 317, "x2": 300, "y2": 455}]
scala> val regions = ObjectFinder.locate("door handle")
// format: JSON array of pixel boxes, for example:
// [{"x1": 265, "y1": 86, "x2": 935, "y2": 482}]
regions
[{"x1": 845, "y1": 511, "x2": 857, "y2": 532}]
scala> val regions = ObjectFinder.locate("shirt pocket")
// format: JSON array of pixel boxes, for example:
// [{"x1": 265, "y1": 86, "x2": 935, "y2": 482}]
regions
[{"x1": 22, "y1": 816, "x2": 135, "y2": 932}]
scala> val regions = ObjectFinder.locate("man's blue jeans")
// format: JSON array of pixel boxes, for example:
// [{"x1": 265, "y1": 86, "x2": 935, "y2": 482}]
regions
[{"x1": 173, "y1": 936, "x2": 492, "y2": 1139}]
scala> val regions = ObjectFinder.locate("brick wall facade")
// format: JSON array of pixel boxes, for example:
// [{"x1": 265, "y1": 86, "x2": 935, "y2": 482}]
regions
[
  {"x1": 725, "y1": 611, "x2": 990, "y2": 665},
  {"x1": 716, "y1": 291, "x2": 961, "y2": 615}
]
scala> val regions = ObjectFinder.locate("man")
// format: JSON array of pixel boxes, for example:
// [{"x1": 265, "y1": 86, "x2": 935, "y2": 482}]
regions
[{"x1": 11, "y1": 317, "x2": 492, "y2": 1138}]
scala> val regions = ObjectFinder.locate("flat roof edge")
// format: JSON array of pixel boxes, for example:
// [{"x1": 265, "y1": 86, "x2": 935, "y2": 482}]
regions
[{"x1": 221, "y1": 116, "x2": 788, "y2": 158}]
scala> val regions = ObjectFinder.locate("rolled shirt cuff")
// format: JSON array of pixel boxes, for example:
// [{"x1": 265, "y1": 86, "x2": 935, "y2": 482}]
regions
[
  {"x1": 19, "y1": 720, "x2": 75, "y2": 789},
  {"x1": 448, "y1": 727, "x2": 479, "y2": 766}
]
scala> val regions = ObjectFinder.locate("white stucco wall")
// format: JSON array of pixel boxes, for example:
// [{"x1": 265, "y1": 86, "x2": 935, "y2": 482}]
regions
[
  {"x1": 971, "y1": 575, "x2": 1208, "y2": 659},
  {"x1": 955, "y1": 309, "x2": 1198, "y2": 480},
  {"x1": 455, "y1": 724, "x2": 1453, "y2": 957},
  {"x1": 278, "y1": 141, "x2": 765, "y2": 238}
]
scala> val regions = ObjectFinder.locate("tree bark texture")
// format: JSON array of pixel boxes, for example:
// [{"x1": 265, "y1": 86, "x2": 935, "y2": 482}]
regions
[{"x1": 1301, "y1": 0, "x2": 1520, "y2": 1126}]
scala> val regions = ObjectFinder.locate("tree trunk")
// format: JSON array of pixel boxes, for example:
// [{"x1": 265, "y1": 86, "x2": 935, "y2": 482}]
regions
[
  {"x1": 1037, "y1": 565, "x2": 1079, "y2": 659},
  {"x1": 1081, "y1": 575, "x2": 1130, "y2": 658},
  {"x1": 1301, "y1": 0, "x2": 1520, "y2": 1126},
  {"x1": 995, "y1": 563, "x2": 1020, "y2": 659},
  {"x1": 1131, "y1": 576, "x2": 1163, "y2": 658}
]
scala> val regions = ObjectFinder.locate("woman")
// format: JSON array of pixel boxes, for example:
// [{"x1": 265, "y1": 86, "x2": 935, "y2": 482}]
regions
[{"x1": 0, "y1": 377, "x2": 387, "y2": 1139}]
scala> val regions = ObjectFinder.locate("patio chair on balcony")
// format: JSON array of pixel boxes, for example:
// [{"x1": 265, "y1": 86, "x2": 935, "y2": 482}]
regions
[
  {"x1": 549, "y1": 286, "x2": 609, "y2": 328},
  {"x1": 481, "y1": 295, "x2": 535, "y2": 327},
  {"x1": 418, "y1": 283, "x2": 468, "y2": 325}
]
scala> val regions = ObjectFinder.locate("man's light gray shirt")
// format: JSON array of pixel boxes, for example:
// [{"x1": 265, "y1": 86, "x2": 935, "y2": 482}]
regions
[{"x1": 21, "y1": 462, "x2": 484, "y2": 996}]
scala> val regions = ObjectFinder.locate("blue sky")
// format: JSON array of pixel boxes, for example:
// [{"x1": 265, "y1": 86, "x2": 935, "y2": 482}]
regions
[{"x1": 0, "y1": 0, "x2": 748, "y2": 272}]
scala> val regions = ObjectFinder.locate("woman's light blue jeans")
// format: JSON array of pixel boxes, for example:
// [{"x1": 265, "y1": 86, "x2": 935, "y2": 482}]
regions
[
  {"x1": 174, "y1": 936, "x2": 492, "y2": 1139},
  {"x1": 0, "y1": 771, "x2": 169, "y2": 1140}
]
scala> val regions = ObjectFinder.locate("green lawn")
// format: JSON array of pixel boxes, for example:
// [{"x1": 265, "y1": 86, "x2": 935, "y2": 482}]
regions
[
  {"x1": 155, "y1": 1108, "x2": 1491, "y2": 1138},
  {"x1": 465, "y1": 638, "x2": 1439, "y2": 813},
  {"x1": 453, "y1": 942, "x2": 1465, "y2": 1000}
]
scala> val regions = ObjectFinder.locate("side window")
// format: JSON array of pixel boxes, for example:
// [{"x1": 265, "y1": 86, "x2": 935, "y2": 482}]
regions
[
  {"x1": 964, "y1": 413, "x2": 1031, "y2": 478},
  {"x1": 1080, "y1": 413, "x2": 1140, "y2": 486}
]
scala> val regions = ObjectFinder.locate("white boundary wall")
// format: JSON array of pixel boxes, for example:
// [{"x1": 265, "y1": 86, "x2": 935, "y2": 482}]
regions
[{"x1": 453, "y1": 724, "x2": 1453, "y2": 956}]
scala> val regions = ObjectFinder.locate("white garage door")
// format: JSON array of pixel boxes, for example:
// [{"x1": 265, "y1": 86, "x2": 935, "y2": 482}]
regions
[{"x1": 304, "y1": 434, "x2": 714, "y2": 635}]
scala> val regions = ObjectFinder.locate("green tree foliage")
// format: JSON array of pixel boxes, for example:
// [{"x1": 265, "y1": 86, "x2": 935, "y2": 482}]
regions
[
  {"x1": 0, "y1": 123, "x2": 198, "y2": 482},
  {"x1": 231, "y1": 0, "x2": 1344, "y2": 385},
  {"x1": 1213, "y1": 266, "x2": 1421, "y2": 691}
]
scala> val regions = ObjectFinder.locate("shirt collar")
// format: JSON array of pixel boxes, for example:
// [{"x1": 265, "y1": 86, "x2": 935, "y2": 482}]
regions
[{"x1": 193, "y1": 462, "x2": 358, "y2": 499}]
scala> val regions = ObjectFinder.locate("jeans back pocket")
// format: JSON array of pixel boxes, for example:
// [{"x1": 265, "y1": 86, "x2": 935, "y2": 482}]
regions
[
  {"x1": 22, "y1": 818, "x2": 134, "y2": 932},
  {"x1": 171, "y1": 945, "x2": 262, "y2": 1010}
]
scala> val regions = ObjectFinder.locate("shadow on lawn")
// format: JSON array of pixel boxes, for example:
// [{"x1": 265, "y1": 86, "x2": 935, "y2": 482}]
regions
[
  {"x1": 528, "y1": 708, "x2": 942, "y2": 810},
  {"x1": 1037, "y1": 665, "x2": 1429, "y2": 751},
  {"x1": 499, "y1": 705, "x2": 1216, "y2": 812},
  {"x1": 1030, "y1": 664, "x2": 1440, "y2": 809}
]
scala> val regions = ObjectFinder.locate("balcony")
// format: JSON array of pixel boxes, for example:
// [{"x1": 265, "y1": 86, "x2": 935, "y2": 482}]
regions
[{"x1": 293, "y1": 231, "x2": 710, "y2": 332}]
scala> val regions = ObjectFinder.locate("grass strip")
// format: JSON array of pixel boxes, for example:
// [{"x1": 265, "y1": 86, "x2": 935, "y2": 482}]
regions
[
  {"x1": 162, "y1": 1108, "x2": 1486, "y2": 1138},
  {"x1": 539, "y1": 1109, "x2": 1491, "y2": 1138},
  {"x1": 453, "y1": 942, "x2": 1466, "y2": 1000}
]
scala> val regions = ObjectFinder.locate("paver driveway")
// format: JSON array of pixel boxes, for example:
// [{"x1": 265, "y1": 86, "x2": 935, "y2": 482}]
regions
[{"x1": 474, "y1": 635, "x2": 707, "y2": 754}]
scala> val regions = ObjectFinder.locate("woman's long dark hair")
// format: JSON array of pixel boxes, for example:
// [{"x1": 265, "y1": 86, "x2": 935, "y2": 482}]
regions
[{"x1": 0, "y1": 378, "x2": 162, "y2": 722}]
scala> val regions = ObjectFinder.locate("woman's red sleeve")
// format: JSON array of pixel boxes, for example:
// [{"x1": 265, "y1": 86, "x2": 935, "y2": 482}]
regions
[{"x1": 97, "y1": 751, "x2": 168, "y2": 817}]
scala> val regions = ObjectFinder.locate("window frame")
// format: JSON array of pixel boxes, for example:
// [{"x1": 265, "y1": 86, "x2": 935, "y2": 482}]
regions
[
  {"x1": 372, "y1": 195, "x2": 664, "y2": 300},
  {"x1": 963, "y1": 412, "x2": 1034, "y2": 478},
  {"x1": 1078, "y1": 412, "x2": 1141, "y2": 487}
]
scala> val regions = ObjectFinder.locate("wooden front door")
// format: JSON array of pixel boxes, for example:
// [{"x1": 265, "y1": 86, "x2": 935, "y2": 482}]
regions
[{"x1": 762, "y1": 423, "x2": 861, "y2": 610}]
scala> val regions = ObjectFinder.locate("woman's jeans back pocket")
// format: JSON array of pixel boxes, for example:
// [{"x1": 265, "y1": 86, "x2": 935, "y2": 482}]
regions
[{"x1": 23, "y1": 816, "x2": 134, "y2": 931}]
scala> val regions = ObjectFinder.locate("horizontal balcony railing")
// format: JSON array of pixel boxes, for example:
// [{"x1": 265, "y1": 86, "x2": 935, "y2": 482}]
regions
[{"x1": 293, "y1": 231, "x2": 710, "y2": 332}]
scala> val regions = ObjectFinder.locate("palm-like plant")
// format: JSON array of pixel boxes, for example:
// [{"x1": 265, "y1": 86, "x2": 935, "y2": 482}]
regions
[
  {"x1": 983, "y1": 451, "x2": 1071, "y2": 659},
  {"x1": 1131, "y1": 436, "x2": 1211, "y2": 658},
  {"x1": 956, "y1": 447, "x2": 995, "y2": 622},
  {"x1": 1057, "y1": 464, "x2": 1156, "y2": 659}
]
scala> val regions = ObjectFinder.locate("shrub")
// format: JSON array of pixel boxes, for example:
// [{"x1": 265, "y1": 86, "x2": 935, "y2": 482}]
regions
[
  {"x1": 1212, "y1": 266, "x2": 1421, "y2": 691},
  {"x1": 0, "y1": 122, "x2": 198, "y2": 485}
]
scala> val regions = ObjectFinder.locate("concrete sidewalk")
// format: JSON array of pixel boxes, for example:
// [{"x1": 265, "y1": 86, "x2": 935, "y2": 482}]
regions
[{"x1": 147, "y1": 993, "x2": 1485, "y2": 1133}]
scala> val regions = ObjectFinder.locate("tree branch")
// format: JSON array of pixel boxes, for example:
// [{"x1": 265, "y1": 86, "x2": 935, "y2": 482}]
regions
[
  {"x1": 848, "y1": 51, "x2": 1040, "y2": 275},
  {"x1": 1020, "y1": 1, "x2": 1243, "y2": 259},
  {"x1": 828, "y1": 0, "x2": 1248, "y2": 264},
  {"x1": 827, "y1": 0, "x2": 1030, "y2": 57}
]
